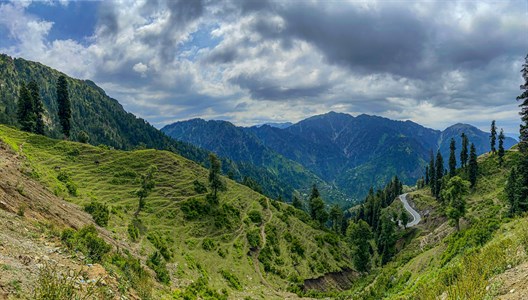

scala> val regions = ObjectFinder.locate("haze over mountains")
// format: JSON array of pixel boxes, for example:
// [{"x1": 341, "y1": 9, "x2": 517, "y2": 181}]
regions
[{"x1": 162, "y1": 112, "x2": 516, "y2": 203}]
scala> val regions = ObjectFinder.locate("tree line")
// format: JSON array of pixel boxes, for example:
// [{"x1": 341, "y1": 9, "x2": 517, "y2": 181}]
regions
[{"x1": 17, "y1": 75, "x2": 71, "y2": 138}]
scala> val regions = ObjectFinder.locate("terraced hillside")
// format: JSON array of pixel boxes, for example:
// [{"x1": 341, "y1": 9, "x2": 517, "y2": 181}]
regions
[{"x1": 0, "y1": 124, "x2": 354, "y2": 299}]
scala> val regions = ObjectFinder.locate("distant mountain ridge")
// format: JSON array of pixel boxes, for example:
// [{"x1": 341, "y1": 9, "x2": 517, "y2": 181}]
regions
[{"x1": 162, "y1": 112, "x2": 516, "y2": 204}]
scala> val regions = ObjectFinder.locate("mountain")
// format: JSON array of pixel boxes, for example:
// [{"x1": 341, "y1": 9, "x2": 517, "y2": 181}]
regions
[
  {"x1": 163, "y1": 112, "x2": 517, "y2": 204},
  {"x1": 0, "y1": 54, "x2": 324, "y2": 203},
  {"x1": 0, "y1": 124, "x2": 355, "y2": 298},
  {"x1": 161, "y1": 118, "x2": 348, "y2": 204},
  {"x1": 253, "y1": 122, "x2": 293, "y2": 129}
]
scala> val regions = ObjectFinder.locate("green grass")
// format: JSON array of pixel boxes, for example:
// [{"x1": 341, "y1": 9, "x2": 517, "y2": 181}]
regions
[{"x1": 0, "y1": 125, "x2": 354, "y2": 297}]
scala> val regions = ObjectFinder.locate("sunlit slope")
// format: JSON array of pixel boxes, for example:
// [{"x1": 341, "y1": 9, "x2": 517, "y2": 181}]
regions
[{"x1": 0, "y1": 124, "x2": 354, "y2": 297}]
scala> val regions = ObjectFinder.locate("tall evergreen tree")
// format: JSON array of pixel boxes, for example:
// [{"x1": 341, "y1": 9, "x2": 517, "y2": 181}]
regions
[
  {"x1": 460, "y1": 132, "x2": 469, "y2": 168},
  {"x1": 309, "y1": 196, "x2": 328, "y2": 227},
  {"x1": 377, "y1": 213, "x2": 396, "y2": 265},
  {"x1": 428, "y1": 151, "x2": 436, "y2": 194},
  {"x1": 292, "y1": 195, "x2": 303, "y2": 210},
  {"x1": 449, "y1": 138, "x2": 457, "y2": 177},
  {"x1": 468, "y1": 143, "x2": 478, "y2": 188},
  {"x1": 434, "y1": 151, "x2": 444, "y2": 198},
  {"x1": 208, "y1": 153, "x2": 225, "y2": 202},
  {"x1": 516, "y1": 54, "x2": 528, "y2": 208},
  {"x1": 346, "y1": 220, "x2": 372, "y2": 272},
  {"x1": 329, "y1": 204, "x2": 344, "y2": 234},
  {"x1": 506, "y1": 168, "x2": 522, "y2": 215},
  {"x1": 27, "y1": 81, "x2": 45, "y2": 135},
  {"x1": 17, "y1": 83, "x2": 35, "y2": 132},
  {"x1": 309, "y1": 184, "x2": 320, "y2": 201},
  {"x1": 134, "y1": 165, "x2": 157, "y2": 217},
  {"x1": 56, "y1": 75, "x2": 71, "y2": 138},
  {"x1": 498, "y1": 128, "x2": 505, "y2": 166},
  {"x1": 490, "y1": 120, "x2": 497, "y2": 153},
  {"x1": 442, "y1": 176, "x2": 469, "y2": 231},
  {"x1": 425, "y1": 166, "x2": 429, "y2": 185}
]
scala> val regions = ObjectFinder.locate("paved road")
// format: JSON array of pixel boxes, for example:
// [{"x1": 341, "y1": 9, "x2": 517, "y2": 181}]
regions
[{"x1": 399, "y1": 193, "x2": 421, "y2": 227}]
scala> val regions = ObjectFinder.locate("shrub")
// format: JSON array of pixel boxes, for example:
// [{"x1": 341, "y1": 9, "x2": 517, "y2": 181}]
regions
[
  {"x1": 84, "y1": 201, "x2": 110, "y2": 227},
  {"x1": 220, "y1": 270, "x2": 242, "y2": 290},
  {"x1": 147, "y1": 233, "x2": 172, "y2": 261},
  {"x1": 181, "y1": 197, "x2": 210, "y2": 220},
  {"x1": 247, "y1": 229, "x2": 262, "y2": 249},
  {"x1": 147, "y1": 252, "x2": 170, "y2": 284},
  {"x1": 193, "y1": 180, "x2": 207, "y2": 194},
  {"x1": 248, "y1": 210, "x2": 263, "y2": 224},
  {"x1": 202, "y1": 238, "x2": 216, "y2": 251},
  {"x1": 61, "y1": 225, "x2": 111, "y2": 262},
  {"x1": 128, "y1": 222, "x2": 140, "y2": 242}
]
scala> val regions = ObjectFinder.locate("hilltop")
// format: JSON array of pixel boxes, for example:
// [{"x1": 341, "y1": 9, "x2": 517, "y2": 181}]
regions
[{"x1": 0, "y1": 124, "x2": 355, "y2": 299}]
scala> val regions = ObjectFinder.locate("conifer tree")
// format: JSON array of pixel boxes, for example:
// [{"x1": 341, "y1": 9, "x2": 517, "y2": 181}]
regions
[
  {"x1": 468, "y1": 143, "x2": 478, "y2": 188},
  {"x1": 208, "y1": 153, "x2": 225, "y2": 203},
  {"x1": 434, "y1": 151, "x2": 444, "y2": 198},
  {"x1": 425, "y1": 166, "x2": 429, "y2": 185},
  {"x1": 377, "y1": 213, "x2": 396, "y2": 265},
  {"x1": 310, "y1": 184, "x2": 320, "y2": 201},
  {"x1": 329, "y1": 204, "x2": 344, "y2": 234},
  {"x1": 490, "y1": 120, "x2": 497, "y2": 153},
  {"x1": 309, "y1": 196, "x2": 328, "y2": 226},
  {"x1": 428, "y1": 151, "x2": 436, "y2": 194},
  {"x1": 27, "y1": 81, "x2": 45, "y2": 135},
  {"x1": 449, "y1": 138, "x2": 457, "y2": 177},
  {"x1": 442, "y1": 176, "x2": 469, "y2": 231},
  {"x1": 17, "y1": 83, "x2": 35, "y2": 132},
  {"x1": 292, "y1": 195, "x2": 303, "y2": 210},
  {"x1": 56, "y1": 75, "x2": 71, "y2": 138},
  {"x1": 498, "y1": 128, "x2": 505, "y2": 166},
  {"x1": 516, "y1": 54, "x2": 528, "y2": 208},
  {"x1": 134, "y1": 165, "x2": 157, "y2": 217},
  {"x1": 400, "y1": 210, "x2": 409, "y2": 229},
  {"x1": 346, "y1": 220, "x2": 372, "y2": 272},
  {"x1": 460, "y1": 133, "x2": 469, "y2": 167},
  {"x1": 506, "y1": 168, "x2": 522, "y2": 215}
]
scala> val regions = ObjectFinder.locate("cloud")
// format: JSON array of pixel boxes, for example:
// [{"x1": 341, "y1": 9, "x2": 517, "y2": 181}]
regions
[{"x1": 0, "y1": 0, "x2": 526, "y2": 133}]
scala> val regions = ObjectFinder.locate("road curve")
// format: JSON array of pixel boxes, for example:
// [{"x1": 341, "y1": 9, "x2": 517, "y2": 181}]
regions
[{"x1": 399, "y1": 193, "x2": 421, "y2": 227}]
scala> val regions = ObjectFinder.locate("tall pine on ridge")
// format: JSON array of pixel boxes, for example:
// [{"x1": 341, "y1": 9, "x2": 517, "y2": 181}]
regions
[
  {"x1": 56, "y1": 75, "x2": 71, "y2": 139},
  {"x1": 434, "y1": 151, "x2": 444, "y2": 198},
  {"x1": 515, "y1": 54, "x2": 528, "y2": 211},
  {"x1": 498, "y1": 128, "x2": 505, "y2": 166},
  {"x1": 428, "y1": 151, "x2": 436, "y2": 195},
  {"x1": 460, "y1": 132, "x2": 469, "y2": 168},
  {"x1": 449, "y1": 138, "x2": 457, "y2": 177},
  {"x1": 17, "y1": 83, "x2": 35, "y2": 132},
  {"x1": 490, "y1": 120, "x2": 497, "y2": 153},
  {"x1": 27, "y1": 81, "x2": 45, "y2": 135},
  {"x1": 468, "y1": 143, "x2": 478, "y2": 188}
]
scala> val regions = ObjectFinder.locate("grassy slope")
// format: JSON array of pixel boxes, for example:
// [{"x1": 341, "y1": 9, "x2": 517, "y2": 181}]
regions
[
  {"x1": 0, "y1": 125, "x2": 353, "y2": 298},
  {"x1": 340, "y1": 147, "x2": 527, "y2": 299}
]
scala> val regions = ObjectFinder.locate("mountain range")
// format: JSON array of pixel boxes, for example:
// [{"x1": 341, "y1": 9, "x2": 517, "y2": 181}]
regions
[{"x1": 162, "y1": 112, "x2": 516, "y2": 204}]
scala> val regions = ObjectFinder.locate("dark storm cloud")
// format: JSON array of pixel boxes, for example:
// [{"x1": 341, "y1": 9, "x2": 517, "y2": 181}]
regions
[
  {"x1": 230, "y1": 73, "x2": 330, "y2": 101},
  {"x1": 96, "y1": 2, "x2": 118, "y2": 37}
]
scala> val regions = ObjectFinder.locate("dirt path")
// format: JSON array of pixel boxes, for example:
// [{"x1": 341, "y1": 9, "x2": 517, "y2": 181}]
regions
[{"x1": 252, "y1": 198, "x2": 274, "y2": 290}]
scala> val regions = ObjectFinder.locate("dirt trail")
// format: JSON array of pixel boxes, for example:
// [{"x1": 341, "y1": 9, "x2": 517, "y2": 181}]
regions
[{"x1": 252, "y1": 198, "x2": 274, "y2": 289}]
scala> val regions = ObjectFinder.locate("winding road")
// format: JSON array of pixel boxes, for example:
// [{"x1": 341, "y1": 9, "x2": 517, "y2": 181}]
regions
[{"x1": 399, "y1": 193, "x2": 421, "y2": 227}]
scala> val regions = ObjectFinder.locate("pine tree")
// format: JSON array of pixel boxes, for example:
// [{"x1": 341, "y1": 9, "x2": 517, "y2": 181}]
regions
[
  {"x1": 460, "y1": 132, "x2": 469, "y2": 168},
  {"x1": 346, "y1": 220, "x2": 372, "y2": 272},
  {"x1": 425, "y1": 166, "x2": 429, "y2": 185},
  {"x1": 468, "y1": 143, "x2": 478, "y2": 188},
  {"x1": 516, "y1": 54, "x2": 528, "y2": 208},
  {"x1": 449, "y1": 138, "x2": 457, "y2": 177},
  {"x1": 309, "y1": 196, "x2": 328, "y2": 227},
  {"x1": 498, "y1": 128, "x2": 505, "y2": 166},
  {"x1": 400, "y1": 210, "x2": 409, "y2": 229},
  {"x1": 329, "y1": 204, "x2": 344, "y2": 234},
  {"x1": 134, "y1": 165, "x2": 157, "y2": 217},
  {"x1": 434, "y1": 151, "x2": 444, "y2": 198},
  {"x1": 428, "y1": 151, "x2": 436, "y2": 195},
  {"x1": 309, "y1": 184, "x2": 320, "y2": 201},
  {"x1": 208, "y1": 153, "x2": 225, "y2": 203},
  {"x1": 56, "y1": 75, "x2": 71, "y2": 138},
  {"x1": 442, "y1": 176, "x2": 469, "y2": 231},
  {"x1": 490, "y1": 120, "x2": 497, "y2": 153},
  {"x1": 292, "y1": 195, "x2": 303, "y2": 210},
  {"x1": 505, "y1": 168, "x2": 521, "y2": 215},
  {"x1": 377, "y1": 213, "x2": 396, "y2": 265},
  {"x1": 17, "y1": 83, "x2": 35, "y2": 132},
  {"x1": 27, "y1": 81, "x2": 45, "y2": 135}
]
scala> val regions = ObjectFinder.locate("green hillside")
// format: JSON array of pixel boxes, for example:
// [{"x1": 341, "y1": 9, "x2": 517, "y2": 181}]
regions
[
  {"x1": 335, "y1": 147, "x2": 528, "y2": 299},
  {"x1": 0, "y1": 124, "x2": 354, "y2": 299}
]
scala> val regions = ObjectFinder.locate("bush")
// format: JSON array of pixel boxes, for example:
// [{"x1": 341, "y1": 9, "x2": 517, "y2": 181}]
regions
[
  {"x1": 181, "y1": 197, "x2": 210, "y2": 220},
  {"x1": 147, "y1": 233, "x2": 172, "y2": 261},
  {"x1": 84, "y1": 201, "x2": 110, "y2": 227},
  {"x1": 202, "y1": 238, "x2": 216, "y2": 251},
  {"x1": 248, "y1": 210, "x2": 263, "y2": 224},
  {"x1": 220, "y1": 270, "x2": 242, "y2": 290},
  {"x1": 61, "y1": 225, "x2": 111, "y2": 262},
  {"x1": 147, "y1": 252, "x2": 170, "y2": 284},
  {"x1": 247, "y1": 229, "x2": 262, "y2": 249},
  {"x1": 193, "y1": 180, "x2": 207, "y2": 194},
  {"x1": 128, "y1": 222, "x2": 140, "y2": 242}
]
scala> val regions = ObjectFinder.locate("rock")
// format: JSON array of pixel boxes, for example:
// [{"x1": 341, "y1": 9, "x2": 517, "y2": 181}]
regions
[
  {"x1": 69, "y1": 270, "x2": 75, "y2": 277},
  {"x1": 36, "y1": 263, "x2": 44, "y2": 269},
  {"x1": 507, "y1": 264, "x2": 512, "y2": 269},
  {"x1": 510, "y1": 289, "x2": 516, "y2": 293}
]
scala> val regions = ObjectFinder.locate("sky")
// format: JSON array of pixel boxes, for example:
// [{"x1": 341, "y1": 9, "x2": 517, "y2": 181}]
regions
[{"x1": 0, "y1": 0, "x2": 527, "y2": 134}]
